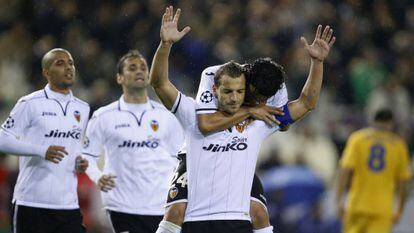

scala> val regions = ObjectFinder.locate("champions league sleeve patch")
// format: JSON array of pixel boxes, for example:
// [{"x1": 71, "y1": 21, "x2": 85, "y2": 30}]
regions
[
  {"x1": 2, "y1": 116, "x2": 15, "y2": 129},
  {"x1": 83, "y1": 136, "x2": 90, "y2": 149},
  {"x1": 200, "y1": 91, "x2": 214, "y2": 104}
]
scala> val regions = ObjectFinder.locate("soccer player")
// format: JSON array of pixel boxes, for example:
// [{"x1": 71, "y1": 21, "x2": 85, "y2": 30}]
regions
[
  {"x1": 151, "y1": 6, "x2": 334, "y2": 233},
  {"x1": 82, "y1": 50, "x2": 184, "y2": 233},
  {"x1": 158, "y1": 58, "x2": 289, "y2": 233},
  {"x1": 336, "y1": 109, "x2": 412, "y2": 233},
  {"x1": 0, "y1": 48, "x2": 90, "y2": 233}
]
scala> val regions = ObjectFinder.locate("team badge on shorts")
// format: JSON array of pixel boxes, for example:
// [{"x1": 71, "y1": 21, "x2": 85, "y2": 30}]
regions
[
  {"x1": 74, "y1": 110, "x2": 81, "y2": 122},
  {"x1": 151, "y1": 120, "x2": 159, "y2": 131},
  {"x1": 169, "y1": 187, "x2": 179, "y2": 199},
  {"x1": 200, "y1": 91, "x2": 213, "y2": 103}
]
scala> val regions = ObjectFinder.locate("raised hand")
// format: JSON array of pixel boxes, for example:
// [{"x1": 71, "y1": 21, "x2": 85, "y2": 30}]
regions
[
  {"x1": 45, "y1": 145, "x2": 68, "y2": 163},
  {"x1": 301, "y1": 25, "x2": 336, "y2": 62},
  {"x1": 160, "y1": 6, "x2": 191, "y2": 44}
]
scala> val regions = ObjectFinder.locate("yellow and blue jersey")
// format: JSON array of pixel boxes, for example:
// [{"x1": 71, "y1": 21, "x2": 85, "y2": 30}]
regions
[{"x1": 340, "y1": 128, "x2": 411, "y2": 217}]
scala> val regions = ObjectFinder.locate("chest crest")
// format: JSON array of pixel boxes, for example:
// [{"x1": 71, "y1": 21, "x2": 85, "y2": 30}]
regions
[
  {"x1": 150, "y1": 120, "x2": 159, "y2": 132},
  {"x1": 235, "y1": 119, "x2": 253, "y2": 133}
]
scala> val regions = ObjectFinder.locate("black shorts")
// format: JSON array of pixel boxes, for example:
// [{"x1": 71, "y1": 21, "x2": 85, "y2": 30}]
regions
[
  {"x1": 166, "y1": 153, "x2": 267, "y2": 207},
  {"x1": 182, "y1": 220, "x2": 252, "y2": 233},
  {"x1": 12, "y1": 204, "x2": 85, "y2": 233},
  {"x1": 107, "y1": 210, "x2": 163, "y2": 233}
]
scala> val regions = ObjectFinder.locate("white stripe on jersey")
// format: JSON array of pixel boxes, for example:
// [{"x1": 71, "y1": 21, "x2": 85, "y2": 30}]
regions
[
  {"x1": 172, "y1": 93, "x2": 280, "y2": 222},
  {"x1": 2, "y1": 84, "x2": 90, "y2": 209},
  {"x1": 83, "y1": 96, "x2": 184, "y2": 215}
]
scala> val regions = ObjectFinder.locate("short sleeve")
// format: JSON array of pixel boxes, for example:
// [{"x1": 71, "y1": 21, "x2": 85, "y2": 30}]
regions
[
  {"x1": 171, "y1": 92, "x2": 197, "y2": 131},
  {"x1": 82, "y1": 113, "x2": 104, "y2": 158},
  {"x1": 1, "y1": 99, "x2": 32, "y2": 138},
  {"x1": 165, "y1": 114, "x2": 185, "y2": 155},
  {"x1": 266, "y1": 83, "x2": 289, "y2": 108},
  {"x1": 340, "y1": 133, "x2": 359, "y2": 169},
  {"x1": 195, "y1": 66, "x2": 220, "y2": 114}
]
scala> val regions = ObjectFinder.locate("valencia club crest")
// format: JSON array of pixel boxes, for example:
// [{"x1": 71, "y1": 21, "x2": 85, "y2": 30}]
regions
[
  {"x1": 169, "y1": 187, "x2": 178, "y2": 199},
  {"x1": 74, "y1": 110, "x2": 81, "y2": 122},
  {"x1": 150, "y1": 120, "x2": 159, "y2": 131}
]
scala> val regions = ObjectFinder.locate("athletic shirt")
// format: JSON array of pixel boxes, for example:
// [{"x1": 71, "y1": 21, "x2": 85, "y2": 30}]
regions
[
  {"x1": 195, "y1": 65, "x2": 288, "y2": 114},
  {"x1": 83, "y1": 96, "x2": 184, "y2": 215},
  {"x1": 1, "y1": 84, "x2": 90, "y2": 209},
  {"x1": 340, "y1": 128, "x2": 412, "y2": 217},
  {"x1": 171, "y1": 92, "x2": 282, "y2": 222}
]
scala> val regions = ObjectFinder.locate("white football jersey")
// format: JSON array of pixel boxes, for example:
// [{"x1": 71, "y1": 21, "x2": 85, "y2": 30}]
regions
[
  {"x1": 196, "y1": 65, "x2": 289, "y2": 114},
  {"x1": 1, "y1": 84, "x2": 90, "y2": 209},
  {"x1": 83, "y1": 96, "x2": 184, "y2": 215},
  {"x1": 171, "y1": 92, "x2": 280, "y2": 222}
]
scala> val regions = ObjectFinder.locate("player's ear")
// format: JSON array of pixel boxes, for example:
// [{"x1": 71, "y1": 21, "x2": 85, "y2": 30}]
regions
[
  {"x1": 116, "y1": 73, "x2": 123, "y2": 85},
  {"x1": 42, "y1": 68, "x2": 50, "y2": 81},
  {"x1": 212, "y1": 85, "x2": 218, "y2": 98}
]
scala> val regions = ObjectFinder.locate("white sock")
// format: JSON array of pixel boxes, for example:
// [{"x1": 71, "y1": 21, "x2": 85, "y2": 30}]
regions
[
  {"x1": 253, "y1": 226, "x2": 273, "y2": 233},
  {"x1": 155, "y1": 220, "x2": 182, "y2": 233}
]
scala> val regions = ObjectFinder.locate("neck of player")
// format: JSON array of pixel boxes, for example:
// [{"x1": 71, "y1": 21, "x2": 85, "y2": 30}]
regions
[
  {"x1": 49, "y1": 83, "x2": 70, "y2": 95},
  {"x1": 123, "y1": 88, "x2": 148, "y2": 104}
]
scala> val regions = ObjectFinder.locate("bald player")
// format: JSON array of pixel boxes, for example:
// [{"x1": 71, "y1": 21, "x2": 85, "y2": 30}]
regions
[{"x1": 0, "y1": 48, "x2": 90, "y2": 233}]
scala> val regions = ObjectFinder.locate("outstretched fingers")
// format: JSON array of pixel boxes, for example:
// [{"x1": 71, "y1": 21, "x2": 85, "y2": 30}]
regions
[
  {"x1": 321, "y1": 25, "x2": 330, "y2": 40},
  {"x1": 329, "y1": 36, "x2": 336, "y2": 47},
  {"x1": 173, "y1": 8, "x2": 181, "y2": 23},
  {"x1": 315, "y1": 25, "x2": 322, "y2": 40},
  {"x1": 169, "y1": 6, "x2": 174, "y2": 21},
  {"x1": 180, "y1": 26, "x2": 191, "y2": 37}
]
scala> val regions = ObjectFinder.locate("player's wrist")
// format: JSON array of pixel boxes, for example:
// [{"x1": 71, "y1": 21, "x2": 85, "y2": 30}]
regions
[
  {"x1": 310, "y1": 57, "x2": 324, "y2": 63},
  {"x1": 160, "y1": 40, "x2": 173, "y2": 47}
]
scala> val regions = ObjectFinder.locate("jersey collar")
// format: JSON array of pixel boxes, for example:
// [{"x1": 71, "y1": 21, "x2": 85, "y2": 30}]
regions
[
  {"x1": 118, "y1": 95, "x2": 154, "y2": 111},
  {"x1": 43, "y1": 84, "x2": 74, "y2": 102}
]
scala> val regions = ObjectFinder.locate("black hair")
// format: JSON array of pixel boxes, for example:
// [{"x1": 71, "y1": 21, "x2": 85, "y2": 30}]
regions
[
  {"x1": 117, "y1": 50, "x2": 145, "y2": 74},
  {"x1": 214, "y1": 61, "x2": 245, "y2": 86},
  {"x1": 374, "y1": 109, "x2": 394, "y2": 122},
  {"x1": 246, "y1": 58, "x2": 286, "y2": 98}
]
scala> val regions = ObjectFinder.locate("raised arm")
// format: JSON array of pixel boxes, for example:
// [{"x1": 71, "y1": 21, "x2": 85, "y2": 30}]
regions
[
  {"x1": 149, "y1": 6, "x2": 191, "y2": 110},
  {"x1": 288, "y1": 25, "x2": 336, "y2": 121}
]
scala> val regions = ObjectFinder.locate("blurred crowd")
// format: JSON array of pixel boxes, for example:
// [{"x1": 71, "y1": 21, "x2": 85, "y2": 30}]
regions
[{"x1": 0, "y1": 0, "x2": 413, "y2": 232}]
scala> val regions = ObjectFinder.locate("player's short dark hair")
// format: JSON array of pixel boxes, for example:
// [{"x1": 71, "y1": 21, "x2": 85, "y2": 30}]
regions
[
  {"x1": 374, "y1": 109, "x2": 394, "y2": 122},
  {"x1": 117, "y1": 50, "x2": 145, "y2": 74},
  {"x1": 41, "y1": 48, "x2": 72, "y2": 69},
  {"x1": 246, "y1": 58, "x2": 286, "y2": 98},
  {"x1": 214, "y1": 61, "x2": 245, "y2": 86}
]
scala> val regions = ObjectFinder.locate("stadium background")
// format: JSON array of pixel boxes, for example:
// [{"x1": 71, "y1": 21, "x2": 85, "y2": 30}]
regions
[{"x1": 0, "y1": 0, "x2": 413, "y2": 232}]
